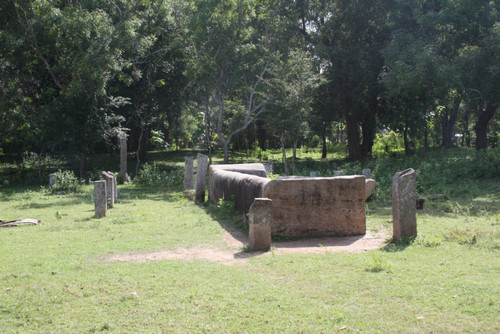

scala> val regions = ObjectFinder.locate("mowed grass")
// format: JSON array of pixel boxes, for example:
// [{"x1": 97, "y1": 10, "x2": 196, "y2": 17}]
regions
[{"x1": 1, "y1": 179, "x2": 499, "y2": 332}]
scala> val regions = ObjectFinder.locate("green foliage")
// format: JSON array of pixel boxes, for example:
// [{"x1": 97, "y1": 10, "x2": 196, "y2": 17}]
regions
[
  {"x1": 372, "y1": 131, "x2": 405, "y2": 157},
  {"x1": 48, "y1": 170, "x2": 82, "y2": 194},
  {"x1": 133, "y1": 163, "x2": 183, "y2": 188}
]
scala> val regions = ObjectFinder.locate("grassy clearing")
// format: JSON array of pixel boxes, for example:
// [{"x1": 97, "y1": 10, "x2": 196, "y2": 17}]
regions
[{"x1": 1, "y1": 149, "x2": 499, "y2": 332}]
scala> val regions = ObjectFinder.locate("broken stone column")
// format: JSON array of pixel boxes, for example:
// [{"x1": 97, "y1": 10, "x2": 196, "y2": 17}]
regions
[
  {"x1": 184, "y1": 156, "x2": 194, "y2": 190},
  {"x1": 101, "y1": 172, "x2": 115, "y2": 208},
  {"x1": 392, "y1": 168, "x2": 417, "y2": 240},
  {"x1": 362, "y1": 168, "x2": 372, "y2": 178},
  {"x1": 310, "y1": 171, "x2": 317, "y2": 177},
  {"x1": 249, "y1": 198, "x2": 272, "y2": 251},
  {"x1": 49, "y1": 173, "x2": 56, "y2": 186},
  {"x1": 365, "y1": 178, "x2": 376, "y2": 201},
  {"x1": 94, "y1": 180, "x2": 107, "y2": 218},
  {"x1": 195, "y1": 153, "x2": 209, "y2": 204},
  {"x1": 120, "y1": 137, "x2": 129, "y2": 183}
]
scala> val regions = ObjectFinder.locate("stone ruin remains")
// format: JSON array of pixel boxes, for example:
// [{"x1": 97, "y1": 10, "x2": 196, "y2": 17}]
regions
[{"x1": 208, "y1": 163, "x2": 376, "y2": 238}]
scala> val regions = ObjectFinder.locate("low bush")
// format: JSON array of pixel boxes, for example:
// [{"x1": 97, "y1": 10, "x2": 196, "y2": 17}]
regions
[
  {"x1": 134, "y1": 162, "x2": 183, "y2": 188},
  {"x1": 48, "y1": 170, "x2": 83, "y2": 194}
]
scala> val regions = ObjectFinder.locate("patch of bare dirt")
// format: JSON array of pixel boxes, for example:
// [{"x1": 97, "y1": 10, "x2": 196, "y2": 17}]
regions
[{"x1": 105, "y1": 228, "x2": 389, "y2": 265}]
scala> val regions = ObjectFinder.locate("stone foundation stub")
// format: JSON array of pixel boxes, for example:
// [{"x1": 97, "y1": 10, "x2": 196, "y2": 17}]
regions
[
  {"x1": 101, "y1": 172, "x2": 115, "y2": 208},
  {"x1": 310, "y1": 171, "x2": 317, "y2": 177},
  {"x1": 334, "y1": 170, "x2": 342, "y2": 176},
  {"x1": 195, "y1": 153, "x2": 209, "y2": 204},
  {"x1": 362, "y1": 168, "x2": 372, "y2": 178},
  {"x1": 184, "y1": 156, "x2": 194, "y2": 190},
  {"x1": 49, "y1": 173, "x2": 56, "y2": 186},
  {"x1": 392, "y1": 168, "x2": 417, "y2": 240},
  {"x1": 249, "y1": 198, "x2": 272, "y2": 251},
  {"x1": 94, "y1": 180, "x2": 107, "y2": 218}
]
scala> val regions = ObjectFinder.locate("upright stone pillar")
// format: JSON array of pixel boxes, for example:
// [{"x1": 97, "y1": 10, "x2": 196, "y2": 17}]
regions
[
  {"x1": 195, "y1": 153, "x2": 209, "y2": 204},
  {"x1": 362, "y1": 168, "x2": 372, "y2": 178},
  {"x1": 392, "y1": 168, "x2": 417, "y2": 240},
  {"x1": 120, "y1": 137, "x2": 128, "y2": 183},
  {"x1": 101, "y1": 172, "x2": 115, "y2": 208},
  {"x1": 249, "y1": 198, "x2": 272, "y2": 251},
  {"x1": 94, "y1": 180, "x2": 107, "y2": 218},
  {"x1": 107, "y1": 171, "x2": 118, "y2": 203},
  {"x1": 184, "y1": 156, "x2": 194, "y2": 190},
  {"x1": 49, "y1": 173, "x2": 56, "y2": 186}
]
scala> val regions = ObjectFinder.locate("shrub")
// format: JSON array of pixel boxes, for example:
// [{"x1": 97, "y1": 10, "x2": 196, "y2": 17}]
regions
[
  {"x1": 49, "y1": 170, "x2": 83, "y2": 194},
  {"x1": 134, "y1": 163, "x2": 183, "y2": 188}
]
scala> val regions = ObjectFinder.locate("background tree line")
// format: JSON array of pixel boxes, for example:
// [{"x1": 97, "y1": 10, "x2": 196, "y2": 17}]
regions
[{"x1": 1, "y1": 0, "x2": 499, "y2": 177}]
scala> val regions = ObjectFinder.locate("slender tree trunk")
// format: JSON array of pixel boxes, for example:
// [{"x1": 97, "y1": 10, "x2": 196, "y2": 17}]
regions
[
  {"x1": 321, "y1": 121, "x2": 327, "y2": 159},
  {"x1": 403, "y1": 126, "x2": 410, "y2": 155},
  {"x1": 204, "y1": 95, "x2": 213, "y2": 164},
  {"x1": 281, "y1": 133, "x2": 288, "y2": 175},
  {"x1": 292, "y1": 140, "x2": 298, "y2": 174},
  {"x1": 345, "y1": 113, "x2": 362, "y2": 161},
  {"x1": 424, "y1": 123, "x2": 429, "y2": 150},
  {"x1": 135, "y1": 123, "x2": 144, "y2": 176},
  {"x1": 475, "y1": 101, "x2": 498, "y2": 150},
  {"x1": 361, "y1": 116, "x2": 376, "y2": 158},
  {"x1": 442, "y1": 97, "x2": 461, "y2": 148},
  {"x1": 79, "y1": 156, "x2": 87, "y2": 179}
]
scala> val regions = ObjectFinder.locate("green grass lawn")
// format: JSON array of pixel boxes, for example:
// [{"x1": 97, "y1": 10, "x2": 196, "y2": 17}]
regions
[
  {"x1": 0, "y1": 180, "x2": 498, "y2": 333},
  {"x1": 1, "y1": 147, "x2": 499, "y2": 333}
]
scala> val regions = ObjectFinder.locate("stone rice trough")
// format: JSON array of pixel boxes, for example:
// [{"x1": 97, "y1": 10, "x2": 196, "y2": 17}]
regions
[{"x1": 209, "y1": 163, "x2": 376, "y2": 238}]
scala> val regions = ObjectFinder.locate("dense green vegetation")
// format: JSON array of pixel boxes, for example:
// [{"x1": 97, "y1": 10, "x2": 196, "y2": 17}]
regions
[
  {"x1": 0, "y1": 149, "x2": 499, "y2": 332},
  {"x1": 1, "y1": 0, "x2": 499, "y2": 178}
]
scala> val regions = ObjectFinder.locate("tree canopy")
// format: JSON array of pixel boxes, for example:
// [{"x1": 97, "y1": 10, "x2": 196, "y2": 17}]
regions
[{"x1": 1, "y1": 0, "x2": 498, "y2": 172}]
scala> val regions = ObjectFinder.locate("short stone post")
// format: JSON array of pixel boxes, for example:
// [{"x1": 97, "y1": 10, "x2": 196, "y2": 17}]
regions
[
  {"x1": 265, "y1": 159, "x2": 274, "y2": 176},
  {"x1": 120, "y1": 137, "x2": 129, "y2": 183},
  {"x1": 334, "y1": 170, "x2": 342, "y2": 176},
  {"x1": 49, "y1": 173, "x2": 56, "y2": 186},
  {"x1": 392, "y1": 168, "x2": 417, "y2": 240},
  {"x1": 101, "y1": 172, "x2": 115, "y2": 208},
  {"x1": 310, "y1": 171, "x2": 317, "y2": 177},
  {"x1": 362, "y1": 168, "x2": 372, "y2": 178},
  {"x1": 184, "y1": 156, "x2": 194, "y2": 190},
  {"x1": 94, "y1": 180, "x2": 107, "y2": 218},
  {"x1": 249, "y1": 198, "x2": 272, "y2": 251},
  {"x1": 195, "y1": 153, "x2": 209, "y2": 204}
]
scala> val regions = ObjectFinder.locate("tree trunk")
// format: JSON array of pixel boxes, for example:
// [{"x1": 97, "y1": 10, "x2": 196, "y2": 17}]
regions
[
  {"x1": 223, "y1": 140, "x2": 229, "y2": 164},
  {"x1": 204, "y1": 95, "x2": 213, "y2": 164},
  {"x1": 281, "y1": 133, "x2": 288, "y2": 175},
  {"x1": 135, "y1": 124, "x2": 144, "y2": 176},
  {"x1": 403, "y1": 126, "x2": 410, "y2": 155},
  {"x1": 475, "y1": 101, "x2": 498, "y2": 150},
  {"x1": 361, "y1": 116, "x2": 376, "y2": 158},
  {"x1": 321, "y1": 121, "x2": 327, "y2": 159},
  {"x1": 79, "y1": 156, "x2": 87, "y2": 179},
  {"x1": 442, "y1": 97, "x2": 461, "y2": 148},
  {"x1": 424, "y1": 123, "x2": 429, "y2": 150},
  {"x1": 346, "y1": 113, "x2": 362, "y2": 161}
]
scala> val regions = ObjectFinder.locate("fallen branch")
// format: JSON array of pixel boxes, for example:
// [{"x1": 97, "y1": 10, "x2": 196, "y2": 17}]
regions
[{"x1": 0, "y1": 219, "x2": 42, "y2": 227}]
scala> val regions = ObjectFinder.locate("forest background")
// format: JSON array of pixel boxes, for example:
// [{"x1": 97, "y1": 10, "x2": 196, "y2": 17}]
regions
[{"x1": 1, "y1": 0, "x2": 499, "y2": 179}]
